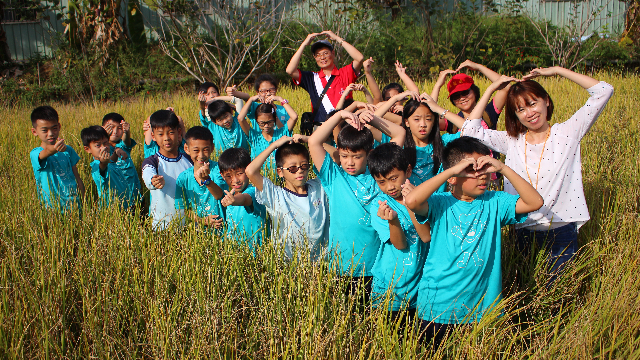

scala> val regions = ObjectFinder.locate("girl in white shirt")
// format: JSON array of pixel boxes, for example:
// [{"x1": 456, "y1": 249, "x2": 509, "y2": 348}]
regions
[{"x1": 448, "y1": 67, "x2": 614, "y2": 282}]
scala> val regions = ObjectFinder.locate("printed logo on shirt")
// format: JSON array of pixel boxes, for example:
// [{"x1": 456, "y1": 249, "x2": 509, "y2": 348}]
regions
[{"x1": 452, "y1": 209, "x2": 486, "y2": 268}]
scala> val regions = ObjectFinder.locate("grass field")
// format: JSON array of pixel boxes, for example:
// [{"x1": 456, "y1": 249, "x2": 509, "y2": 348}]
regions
[{"x1": 0, "y1": 72, "x2": 639, "y2": 359}]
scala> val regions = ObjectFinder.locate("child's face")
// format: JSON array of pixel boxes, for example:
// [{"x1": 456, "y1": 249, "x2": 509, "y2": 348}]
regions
[
  {"x1": 276, "y1": 154, "x2": 310, "y2": 189},
  {"x1": 514, "y1": 94, "x2": 550, "y2": 132},
  {"x1": 338, "y1": 148, "x2": 368, "y2": 176},
  {"x1": 451, "y1": 88, "x2": 477, "y2": 113},
  {"x1": 104, "y1": 119, "x2": 123, "y2": 143},
  {"x1": 184, "y1": 139, "x2": 212, "y2": 167},
  {"x1": 215, "y1": 112, "x2": 233, "y2": 129},
  {"x1": 204, "y1": 87, "x2": 219, "y2": 102},
  {"x1": 256, "y1": 113, "x2": 276, "y2": 135},
  {"x1": 448, "y1": 152, "x2": 490, "y2": 200},
  {"x1": 385, "y1": 89, "x2": 403, "y2": 114},
  {"x1": 405, "y1": 105, "x2": 435, "y2": 143},
  {"x1": 31, "y1": 119, "x2": 61, "y2": 145},
  {"x1": 84, "y1": 137, "x2": 110, "y2": 159},
  {"x1": 257, "y1": 81, "x2": 277, "y2": 98},
  {"x1": 221, "y1": 168, "x2": 250, "y2": 192},
  {"x1": 152, "y1": 126, "x2": 181, "y2": 154},
  {"x1": 373, "y1": 167, "x2": 411, "y2": 200}
]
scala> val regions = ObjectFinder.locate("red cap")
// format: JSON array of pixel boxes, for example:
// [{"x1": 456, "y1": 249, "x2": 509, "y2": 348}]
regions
[{"x1": 447, "y1": 74, "x2": 474, "y2": 97}]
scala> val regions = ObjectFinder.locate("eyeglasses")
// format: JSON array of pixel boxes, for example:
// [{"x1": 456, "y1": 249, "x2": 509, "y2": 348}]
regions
[
  {"x1": 450, "y1": 89, "x2": 473, "y2": 102},
  {"x1": 258, "y1": 88, "x2": 277, "y2": 94},
  {"x1": 279, "y1": 163, "x2": 311, "y2": 173},
  {"x1": 257, "y1": 120, "x2": 275, "y2": 127},
  {"x1": 314, "y1": 51, "x2": 332, "y2": 59}
]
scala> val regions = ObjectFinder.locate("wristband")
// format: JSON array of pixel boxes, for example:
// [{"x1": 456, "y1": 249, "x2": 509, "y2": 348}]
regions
[
  {"x1": 439, "y1": 109, "x2": 449, "y2": 119},
  {"x1": 281, "y1": 99, "x2": 289, "y2": 105},
  {"x1": 201, "y1": 178, "x2": 211, "y2": 186},
  {"x1": 339, "y1": 39, "x2": 344, "y2": 46}
]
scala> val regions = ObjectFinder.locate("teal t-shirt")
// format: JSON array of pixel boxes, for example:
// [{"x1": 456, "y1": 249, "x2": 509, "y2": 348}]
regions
[
  {"x1": 317, "y1": 155, "x2": 381, "y2": 277},
  {"x1": 249, "y1": 126, "x2": 291, "y2": 172},
  {"x1": 409, "y1": 132, "x2": 460, "y2": 189},
  {"x1": 112, "y1": 140, "x2": 142, "y2": 204},
  {"x1": 370, "y1": 194, "x2": 429, "y2": 311},
  {"x1": 30, "y1": 146, "x2": 80, "y2": 210},
  {"x1": 144, "y1": 139, "x2": 187, "y2": 159},
  {"x1": 175, "y1": 160, "x2": 226, "y2": 220},
  {"x1": 247, "y1": 102, "x2": 289, "y2": 130},
  {"x1": 222, "y1": 184, "x2": 267, "y2": 251},
  {"x1": 415, "y1": 191, "x2": 527, "y2": 324},
  {"x1": 199, "y1": 112, "x2": 249, "y2": 153},
  {"x1": 90, "y1": 158, "x2": 138, "y2": 209}
]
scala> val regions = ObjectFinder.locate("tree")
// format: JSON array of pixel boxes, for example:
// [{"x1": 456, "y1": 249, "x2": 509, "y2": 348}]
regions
[{"x1": 145, "y1": 0, "x2": 287, "y2": 88}]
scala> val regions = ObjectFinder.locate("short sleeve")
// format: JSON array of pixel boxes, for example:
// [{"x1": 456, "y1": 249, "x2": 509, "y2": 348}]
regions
[
  {"x1": 243, "y1": 186, "x2": 260, "y2": 214},
  {"x1": 116, "y1": 139, "x2": 137, "y2": 154},
  {"x1": 174, "y1": 175, "x2": 188, "y2": 210},
  {"x1": 90, "y1": 161, "x2": 108, "y2": 190},
  {"x1": 144, "y1": 141, "x2": 158, "y2": 158},
  {"x1": 274, "y1": 126, "x2": 292, "y2": 138},
  {"x1": 66, "y1": 146, "x2": 80, "y2": 167},
  {"x1": 441, "y1": 132, "x2": 461, "y2": 146},
  {"x1": 296, "y1": 70, "x2": 314, "y2": 92},
  {"x1": 493, "y1": 191, "x2": 528, "y2": 226},
  {"x1": 369, "y1": 201, "x2": 391, "y2": 242},
  {"x1": 246, "y1": 102, "x2": 260, "y2": 123},
  {"x1": 209, "y1": 161, "x2": 226, "y2": 187},
  {"x1": 30, "y1": 148, "x2": 45, "y2": 171},
  {"x1": 415, "y1": 192, "x2": 448, "y2": 225},
  {"x1": 255, "y1": 177, "x2": 278, "y2": 208},
  {"x1": 340, "y1": 63, "x2": 358, "y2": 83},
  {"x1": 461, "y1": 118, "x2": 510, "y2": 154},
  {"x1": 316, "y1": 153, "x2": 340, "y2": 193},
  {"x1": 380, "y1": 133, "x2": 391, "y2": 145},
  {"x1": 199, "y1": 111, "x2": 212, "y2": 127}
]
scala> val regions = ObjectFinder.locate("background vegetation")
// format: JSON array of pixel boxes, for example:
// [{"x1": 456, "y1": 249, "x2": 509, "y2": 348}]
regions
[{"x1": 0, "y1": 73, "x2": 639, "y2": 358}]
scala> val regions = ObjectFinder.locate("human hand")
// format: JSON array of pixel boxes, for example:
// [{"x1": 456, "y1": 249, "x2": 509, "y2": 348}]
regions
[
  {"x1": 355, "y1": 102, "x2": 378, "y2": 112},
  {"x1": 363, "y1": 57, "x2": 374, "y2": 73},
  {"x1": 339, "y1": 111, "x2": 363, "y2": 131},
  {"x1": 221, "y1": 189, "x2": 236, "y2": 207},
  {"x1": 103, "y1": 122, "x2": 115, "y2": 136},
  {"x1": 455, "y1": 59, "x2": 481, "y2": 72},
  {"x1": 355, "y1": 109, "x2": 375, "y2": 124},
  {"x1": 522, "y1": 67, "x2": 558, "y2": 81},
  {"x1": 489, "y1": 75, "x2": 519, "y2": 92},
  {"x1": 194, "y1": 162, "x2": 211, "y2": 185},
  {"x1": 53, "y1": 138, "x2": 67, "y2": 153},
  {"x1": 303, "y1": 33, "x2": 321, "y2": 45},
  {"x1": 151, "y1": 175, "x2": 165, "y2": 189},
  {"x1": 121, "y1": 120, "x2": 130, "y2": 134},
  {"x1": 266, "y1": 95, "x2": 283, "y2": 104},
  {"x1": 226, "y1": 85, "x2": 238, "y2": 97},
  {"x1": 249, "y1": 94, "x2": 262, "y2": 103},
  {"x1": 166, "y1": 107, "x2": 174, "y2": 112},
  {"x1": 395, "y1": 60, "x2": 407, "y2": 75},
  {"x1": 419, "y1": 92, "x2": 437, "y2": 104},
  {"x1": 401, "y1": 179, "x2": 414, "y2": 204},
  {"x1": 437, "y1": 69, "x2": 457, "y2": 84},
  {"x1": 204, "y1": 215, "x2": 224, "y2": 228},
  {"x1": 292, "y1": 134, "x2": 309, "y2": 143},
  {"x1": 377, "y1": 200, "x2": 398, "y2": 221},
  {"x1": 475, "y1": 155, "x2": 504, "y2": 175},
  {"x1": 343, "y1": 83, "x2": 356, "y2": 97},
  {"x1": 320, "y1": 30, "x2": 340, "y2": 41},
  {"x1": 143, "y1": 117, "x2": 151, "y2": 132},
  {"x1": 452, "y1": 157, "x2": 478, "y2": 178},
  {"x1": 274, "y1": 136, "x2": 293, "y2": 147},
  {"x1": 395, "y1": 90, "x2": 420, "y2": 102},
  {"x1": 114, "y1": 148, "x2": 128, "y2": 160},
  {"x1": 98, "y1": 146, "x2": 111, "y2": 163},
  {"x1": 198, "y1": 91, "x2": 207, "y2": 105}
]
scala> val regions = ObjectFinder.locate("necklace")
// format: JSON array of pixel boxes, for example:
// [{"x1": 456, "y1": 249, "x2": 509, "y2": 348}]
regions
[{"x1": 524, "y1": 127, "x2": 551, "y2": 190}]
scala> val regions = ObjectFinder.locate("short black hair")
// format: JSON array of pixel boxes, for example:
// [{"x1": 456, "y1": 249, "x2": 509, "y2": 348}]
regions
[
  {"x1": 382, "y1": 83, "x2": 404, "y2": 101},
  {"x1": 207, "y1": 100, "x2": 233, "y2": 122},
  {"x1": 31, "y1": 106, "x2": 58, "y2": 126},
  {"x1": 337, "y1": 125, "x2": 373, "y2": 153},
  {"x1": 150, "y1": 109, "x2": 180, "y2": 130},
  {"x1": 449, "y1": 84, "x2": 480, "y2": 105},
  {"x1": 184, "y1": 126, "x2": 213, "y2": 144},
  {"x1": 443, "y1": 136, "x2": 491, "y2": 170},
  {"x1": 255, "y1": 103, "x2": 276, "y2": 120},
  {"x1": 368, "y1": 142, "x2": 411, "y2": 178},
  {"x1": 198, "y1": 81, "x2": 219, "y2": 94},
  {"x1": 81, "y1": 125, "x2": 109, "y2": 147},
  {"x1": 254, "y1": 74, "x2": 279, "y2": 92},
  {"x1": 218, "y1": 147, "x2": 251, "y2": 173},
  {"x1": 275, "y1": 142, "x2": 310, "y2": 168},
  {"x1": 102, "y1": 112, "x2": 124, "y2": 125}
]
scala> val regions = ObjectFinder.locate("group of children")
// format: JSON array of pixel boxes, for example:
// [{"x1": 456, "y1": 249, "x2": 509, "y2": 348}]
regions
[{"x1": 29, "y1": 31, "x2": 613, "y2": 347}]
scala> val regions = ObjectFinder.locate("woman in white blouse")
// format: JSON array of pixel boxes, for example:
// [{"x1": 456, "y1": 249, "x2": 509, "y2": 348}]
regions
[{"x1": 447, "y1": 67, "x2": 614, "y2": 281}]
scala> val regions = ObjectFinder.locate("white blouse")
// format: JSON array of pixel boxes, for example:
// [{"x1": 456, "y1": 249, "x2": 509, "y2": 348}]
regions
[{"x1": 461, "y1": 81, "x2": 614, "y2": 230}]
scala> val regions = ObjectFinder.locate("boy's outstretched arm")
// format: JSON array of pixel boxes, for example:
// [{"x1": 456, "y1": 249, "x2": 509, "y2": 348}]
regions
[
  {"x1": 374, "y1": 90, "x2": 420, "y2": 118},
  {"x1": 476, "y1": 156, "x2": 543, "y2": 214},
  {"x1": 321, "y1": 30, "x2": 365, "y2": 72},
  {"x1": 236, "y1": 95, "x2": 259, "y2": 136},
  {"x1": 359, "y1": 110, "x2": 405, "y2": 147},
  {"x1": 405, "y1": 158, "x2": 477, "y2": 216},
  {"x1": 246, "y1": 136, "x2": 293, "y2": 192},
  {"x1": 221, "y1": 189, "x2": 253, "y2": 207},
  {"x1": 363, "y1": 57, "x2": 382, "y2": 103},
  {"x1": 194, "y1": 162, "x2": 224, "y2": 200},
  {"x1": 395, "y1": 61, "x2": 420, "y2": 92},
  {"x1": 286, "y1": 33, "x2": 320, "y2": 82},
  {"x1": 308, "y1": 111, "x2": 349, "y2": 170}
]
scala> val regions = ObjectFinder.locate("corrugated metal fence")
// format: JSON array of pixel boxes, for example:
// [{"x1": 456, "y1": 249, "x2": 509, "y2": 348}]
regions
[{"x1": 2, "y1": 0, "x2": 630, "y2": 61}]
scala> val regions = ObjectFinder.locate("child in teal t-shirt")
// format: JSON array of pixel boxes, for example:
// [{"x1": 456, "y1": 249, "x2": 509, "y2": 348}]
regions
[
  {"x1": 367, "y1": 143, "x2": 431, "y2": 317},
  {"x1": 217, "y1": 147, "x2": 267, "y2": 251},
  {"x1": 405, "y1": 137, "x2": 543, "y2": 349},
  {"x1": 81, "y1": 126, "x2": 138, "y2": 209},
  {"x1": 29, "y1": 106, "x2": 85, "y2": 211},
  {"x1": 198, "y1": 100, "x2": 249, "y2": 154},
  {"x1": 175, "y1": 127, "x2": 226, "y2": 232},
  {"x1": 237, "y1": 95, "x2": 298, "y2": 172},
  {"x1": 102, "y1": 112, "x2": 142, "y2": 206},
  {"x1": 143, "y1": 110, "x2": 187, "y2": 158}
]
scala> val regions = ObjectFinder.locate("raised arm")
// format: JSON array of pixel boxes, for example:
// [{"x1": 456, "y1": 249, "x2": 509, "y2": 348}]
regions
[
  {"x1": 395, "y1": 61, "x2": 419, "y2": 92},
  {"x1": 468, "y1": 75, "x2": 518, "y2": 121},
  {"x1": 363, "y1": 57, "x2": 382, "y2": 103},
  {"x1": 286, "y1": 33, "x2": 319, "y2": 82},
  {"x1": 374, "y1": 90, "x2": 420, "y2": 118},
  {"x1": 457, "y1": 60, "x2": 511, "y2": 111},
  {"x1": 359, "y1": 110, "x2": 405, "y2": 146},
  {"x1": 246, "y1": 136, "x2": 293, "y2": 192},
  {"x1": 336, "y1": 84, "x2": 356, "y2": 110},
  {"x1": 226, "y1": 85, "x2": 250, "y2": 101},
  {"x1": 322, "y1": 30, "x2": 364, "y2": 72},
  {"x1": 308, "y1": 111, "x2": 350, "y2": 170},
  {"x1": 430, "y1": 69, "x2": 456, "y2": 100},
  {"x1": 237, "y1": 95, "x2": 260, "y2": 136},
  {"x1": 420, "y1": 93, "x2": 466, "y2": 130},
  {"x1": 271, "y1": 96, "x2": 299, "y2": 133}
]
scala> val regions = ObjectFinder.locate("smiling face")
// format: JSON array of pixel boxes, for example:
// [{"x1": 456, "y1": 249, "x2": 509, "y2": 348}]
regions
[
  {"x1": 152, "y1": 126, "x2": 181, "y2": 156},
  {"x1": 448, "y1": 152, "x2": 490, "y2": 201},
  {"x1": 405, "y1": 104, "x2": 435, "y2": 145},
  {"x1": 276, "y1": 154, "x2": 310, "y2": 189},
  {"x1": 104, "y1": 119, "x2": 123, "y2": 144},
  {"x1": 373, "y1": 167, "x2": 411, "y2": 200},
  {"x1": 513, "y1": 94, "x2": 550, "y2": 132},
  {"x1": 338, "y1": 148, "x2": 368, "y2": 176},
  {"x1": 257, "y1": 81, "x2": 277, "y2": 98},
  {"x1": 184, "y1": 138, "x2": 212, "y2": 169},
  {"x1": 214, "y1": 112, "x2": 233, "y2": 129},
  {"x1": 84, "y1": 137, "x2": 110, "y2": 159},
  {"x1": 313, "y1": 47, "x2": 335, "y2": 70},
  {"x1": 221, "y1": 168, "x2": 249, "y2": 192},
  {"x1": 31, "y1": 119, "x2": 61, "y2": 146},
  {"x1": 451, "y1": 88, "x2": 477, "y2": 113}
]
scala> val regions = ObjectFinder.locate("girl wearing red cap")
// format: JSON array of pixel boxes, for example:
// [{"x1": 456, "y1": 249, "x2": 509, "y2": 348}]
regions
[{"x1": 452, "y1": 67, "x2": 614, "y2": 283}]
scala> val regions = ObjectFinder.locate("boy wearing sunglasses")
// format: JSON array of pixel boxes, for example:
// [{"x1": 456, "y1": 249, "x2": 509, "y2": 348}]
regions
[{"x1": 245, "y1": 135, "x2": 329, "y2": 261}]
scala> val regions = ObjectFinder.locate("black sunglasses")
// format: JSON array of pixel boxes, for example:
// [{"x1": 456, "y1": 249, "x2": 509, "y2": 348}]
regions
[
  {"x1": 279, "y1": 163, "x2": 311, "y2": 173},
  {"x1": 451, "y1": 88, "x2": 473, "y2": 101}
]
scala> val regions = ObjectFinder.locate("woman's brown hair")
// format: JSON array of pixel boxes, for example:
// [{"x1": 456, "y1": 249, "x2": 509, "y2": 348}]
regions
[{"x1": 504, "y1": 80, "x2": 554, "y2": 137}]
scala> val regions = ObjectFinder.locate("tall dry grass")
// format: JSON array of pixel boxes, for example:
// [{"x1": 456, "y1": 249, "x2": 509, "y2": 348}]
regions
[{"x1": 0, "y1": 72, "x2": 639, "y2": 358}]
